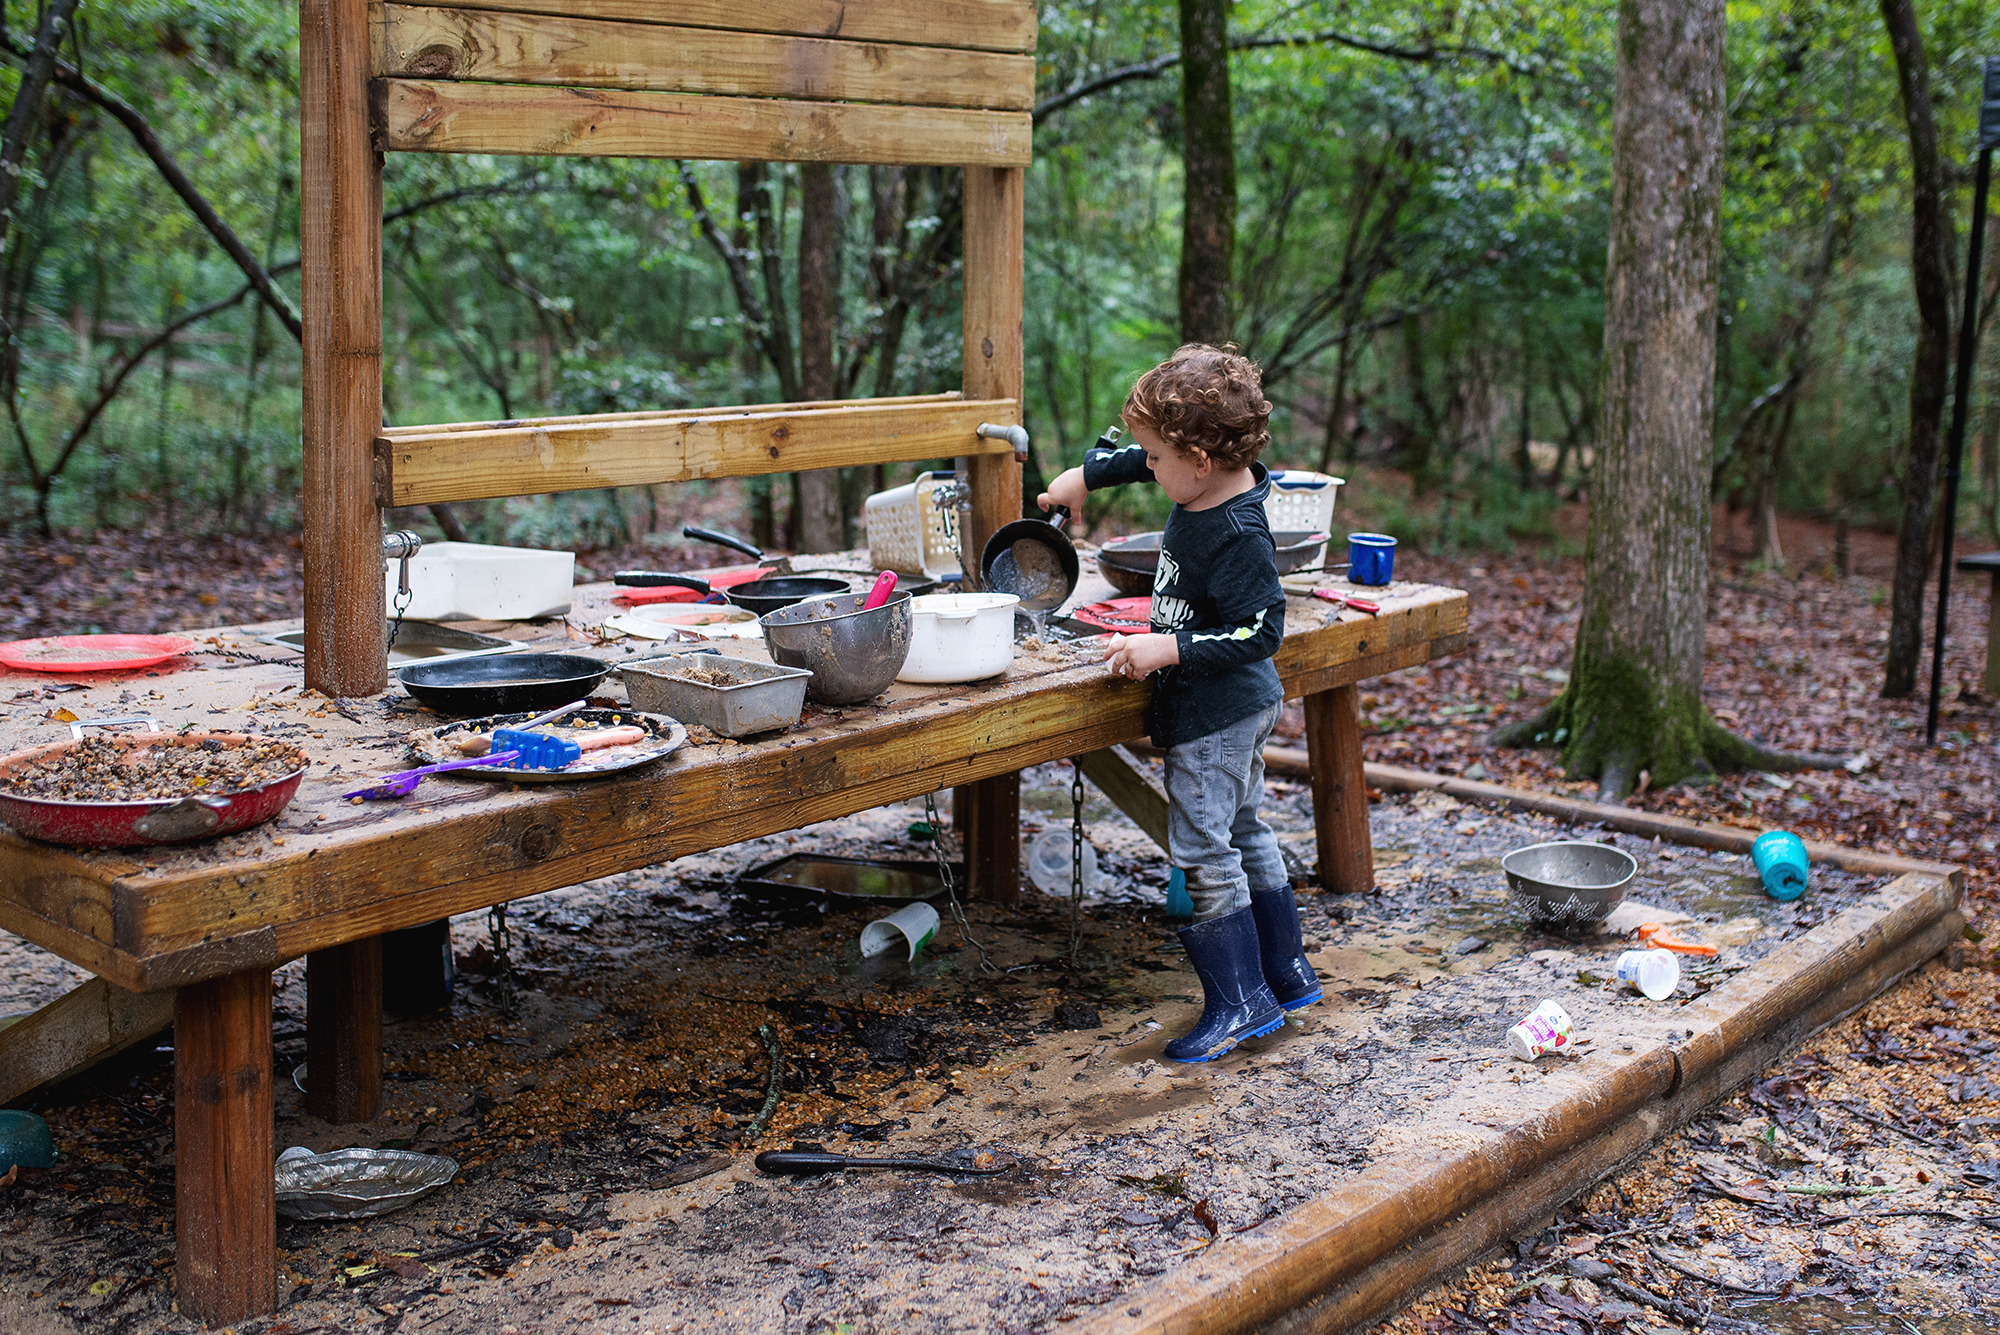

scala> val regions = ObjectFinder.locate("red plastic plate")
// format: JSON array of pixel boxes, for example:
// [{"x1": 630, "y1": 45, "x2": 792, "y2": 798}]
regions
[
  {"x1": 0, "y1": 634, "x2": 197, "y2": 673},
  {"x1": 1069, "y1": 597, "x2": 1153, "y2": 632}
]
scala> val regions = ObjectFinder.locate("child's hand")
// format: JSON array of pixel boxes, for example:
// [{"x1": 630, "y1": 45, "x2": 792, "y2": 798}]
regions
[
  {"x1": 1037, "y1": 467, "x2": 1087, "y2": 517},
  {"x1": 1105, "y1": 632, "x2": 1179, "y2": 679}
]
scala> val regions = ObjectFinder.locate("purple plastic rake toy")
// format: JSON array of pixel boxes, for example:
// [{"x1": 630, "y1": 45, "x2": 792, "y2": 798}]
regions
[{"x1": 342, "y1": 750, "x2": 524, "y2": 801}]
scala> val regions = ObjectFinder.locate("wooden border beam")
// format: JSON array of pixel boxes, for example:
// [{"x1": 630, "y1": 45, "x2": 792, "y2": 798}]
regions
[
  {"x1": 378, "y1": 396, "x2": 1018, "y2": 507},
  {"x1": 376, "y1": 79, "x2": 1033, "y2": 166},
  {"x1": 377, "y1": 389, "x2": 961, "y2": 437},
  {"x1": 373, "y1": 6, "x2": 1035, "y2": 111},
  {"x1": 0, "y1": 977, "x2": 173, "y2": 1107}
]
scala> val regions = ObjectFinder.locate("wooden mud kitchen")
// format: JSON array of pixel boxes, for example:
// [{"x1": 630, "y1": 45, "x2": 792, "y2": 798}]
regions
[{"x1": 0, "y1": 1, "x2": 1469, "y2": 1323}]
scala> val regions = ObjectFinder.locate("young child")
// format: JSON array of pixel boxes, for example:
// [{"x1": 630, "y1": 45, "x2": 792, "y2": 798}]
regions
[{"x1": 1038, "y1": 344, "x2": 1322, "y2": 1063}]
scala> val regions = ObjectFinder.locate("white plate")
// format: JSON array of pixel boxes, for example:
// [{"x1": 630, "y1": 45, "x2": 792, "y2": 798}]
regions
[{"x1": 601, "y1": 605, "x2": 764, "y2": 640}]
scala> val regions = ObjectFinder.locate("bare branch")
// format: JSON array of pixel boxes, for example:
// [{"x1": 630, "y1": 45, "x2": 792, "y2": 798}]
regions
[{"x1": 3, "y1": 36, "x2": 303, "y2": 339}]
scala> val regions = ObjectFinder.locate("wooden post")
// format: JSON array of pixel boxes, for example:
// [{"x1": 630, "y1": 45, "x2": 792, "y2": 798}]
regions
[
  {"x1": 962, "y1": 164, "x2": 1023, "y2": 570},
  {"x1": 959, "y1": 164, "x2": 1025, "y2": 900},
  {"x1": 305, "y1": 935, "x2": 383, "y2": 1123},
  {"x1": 175, "y1": 969, "x2": 276, "y2": 1325},
  {"x1": 301, "y1": 0, "x2": 386, "y2": 697},
  {"x1": 1305, "y1": 685, "x2": 1373, "y2": 894}
]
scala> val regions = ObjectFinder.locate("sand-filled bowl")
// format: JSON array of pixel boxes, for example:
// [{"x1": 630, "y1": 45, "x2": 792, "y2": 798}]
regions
[{"x1": 1502, "y1": 840, "x2": 1638, "y2": 930}]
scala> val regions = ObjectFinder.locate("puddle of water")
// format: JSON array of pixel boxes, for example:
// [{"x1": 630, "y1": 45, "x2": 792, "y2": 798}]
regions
[{"x1": 1727, "y1": 1295, "x2": 2000, "y2": 1335}]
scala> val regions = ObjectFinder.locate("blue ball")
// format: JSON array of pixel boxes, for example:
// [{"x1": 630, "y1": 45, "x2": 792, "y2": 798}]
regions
[{"x1": 0, "y1": 1110, "x2": 56, "y2": 1171}]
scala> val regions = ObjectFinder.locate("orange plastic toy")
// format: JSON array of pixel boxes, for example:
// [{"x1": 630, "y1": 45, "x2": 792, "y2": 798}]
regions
[{"x1": 1636, "y1": 923, "x2": 1719, "y2": 958}]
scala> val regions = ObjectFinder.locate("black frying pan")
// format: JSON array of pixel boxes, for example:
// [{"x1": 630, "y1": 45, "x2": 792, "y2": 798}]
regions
[
  {"x1": 980, "y1": 507, "x2": 1079, "y2": 611},
  {"x1": 396, "y1": 653, "x2": 610, "y2": 716}
]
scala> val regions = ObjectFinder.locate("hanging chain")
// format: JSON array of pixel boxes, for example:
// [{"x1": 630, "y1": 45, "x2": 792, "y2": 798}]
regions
[
  {"x1": 486, "y1": 902, "x2": 518, "y2": 1017},
  {"x1": 923, "y1": 790, "x2": 996, "y2": 973},
  {"x1": 386, "y1": 583, "x2": 412, "y2": 655},
  {"x1": 1069, "y1": 759, "x2": 1088, "y2": 964}
]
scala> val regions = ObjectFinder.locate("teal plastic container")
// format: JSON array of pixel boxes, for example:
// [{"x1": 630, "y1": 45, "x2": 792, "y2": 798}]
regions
[
  {"x1": 1165, "y1": 867, "x2": 1194, "y2": 920},
  {"x1": 1751, "y1": 830, "x2": 1810, "y2": 901},
  {"x1": 0, "y1": 1110, "x2": 56, "y2": 1171}
]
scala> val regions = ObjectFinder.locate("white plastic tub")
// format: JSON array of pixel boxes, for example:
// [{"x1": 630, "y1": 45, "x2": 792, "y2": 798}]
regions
[
  {"x1": 896, "y1": 592, "x2": 1019, "y2": 683},
  {"x1": 385, "y1": 543, "x2": 574, "y2": 621}
]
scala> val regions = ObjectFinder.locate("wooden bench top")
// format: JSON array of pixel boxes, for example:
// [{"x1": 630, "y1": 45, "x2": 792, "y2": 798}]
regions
[{"x1": 0, "y1": 578, "x2": 1468, "y2": 995}]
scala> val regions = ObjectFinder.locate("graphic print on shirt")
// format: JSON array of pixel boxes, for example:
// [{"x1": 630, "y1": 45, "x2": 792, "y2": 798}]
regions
[{"x1": 1151, "y1": 545, "x2": 1193, "y2": 631}]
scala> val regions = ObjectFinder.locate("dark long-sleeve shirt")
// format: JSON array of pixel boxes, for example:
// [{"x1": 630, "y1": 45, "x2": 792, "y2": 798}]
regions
[{"x1": 1083, "y1": 441, "x2": 1285, "y2": 747}]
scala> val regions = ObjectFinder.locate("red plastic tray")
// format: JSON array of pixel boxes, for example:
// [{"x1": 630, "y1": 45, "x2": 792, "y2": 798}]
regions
[
  {"x1": 1069, "y1": 597, "x2": 1153, "y2": 632},
  {"x1": 0, "y1": 634, "x2": 196, "y2": 673}
]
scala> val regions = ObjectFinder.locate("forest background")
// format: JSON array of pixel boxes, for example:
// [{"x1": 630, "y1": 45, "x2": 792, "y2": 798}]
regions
[{"x1": 4, "y1": 0, "x2": 1999, "y2": 572}]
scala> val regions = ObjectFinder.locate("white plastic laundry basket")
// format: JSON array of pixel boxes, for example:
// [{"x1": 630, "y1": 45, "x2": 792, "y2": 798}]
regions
[
  {"x1": 1265, "y1": 470, "x2": 1343, "y2": 565},
  {"x1": 864, "y1": 470, "x2": 961, "y2": 577}
]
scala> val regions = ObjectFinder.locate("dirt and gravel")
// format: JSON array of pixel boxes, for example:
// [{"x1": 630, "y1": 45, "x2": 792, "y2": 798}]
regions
[{"x1": 0, "y1": 499, "x2": 1995, "y2": 1334}]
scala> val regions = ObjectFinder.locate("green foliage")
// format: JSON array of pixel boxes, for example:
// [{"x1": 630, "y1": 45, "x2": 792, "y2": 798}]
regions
[{"x1": 0, "y1": 0, "x2": 1997, "y2": 549}]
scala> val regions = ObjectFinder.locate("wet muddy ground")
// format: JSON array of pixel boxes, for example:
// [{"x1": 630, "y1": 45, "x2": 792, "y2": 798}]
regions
[{"x1": 8, "y1": 760, "x2": 1985, "y2": 1335}]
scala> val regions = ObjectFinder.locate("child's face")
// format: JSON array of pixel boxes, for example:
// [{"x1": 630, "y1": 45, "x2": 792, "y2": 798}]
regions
[{"x1": 1130, "y1": 424, "x2": 1211, "y2": 505}]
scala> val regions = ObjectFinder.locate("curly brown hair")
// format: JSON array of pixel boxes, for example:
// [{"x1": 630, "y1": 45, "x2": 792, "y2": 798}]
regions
[{"x1": 1122, "y1": 343, "x2": 1273, "y2": 470}]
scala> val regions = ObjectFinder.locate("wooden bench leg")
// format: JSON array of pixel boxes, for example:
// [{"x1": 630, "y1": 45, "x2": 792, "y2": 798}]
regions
[
  {"x1": 1305, "y1": 684, "x2": 1374, "y2": 894},
  {"x1": 957, "y1": 774, "x2": 1022, "y2": 904},
  {"x1": 175, "y1": 968, "x2": 276, "y2": 1325},
  {"x1": 306, "y1": 936, "x2": 382, "y2": 1124}
]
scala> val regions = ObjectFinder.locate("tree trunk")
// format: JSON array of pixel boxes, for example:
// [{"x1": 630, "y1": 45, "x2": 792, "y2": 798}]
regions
[
  {"x1": 1877, "y1": 0, "x2": 1954, "y2": 698},
  {"x1": 1177, "y1": 0, "x2": 1234, "y2": 345},
  {"x1": 1517, "y1": 0, "x2": 1729, "y2": 798},
  {"x1": 795, "y1": 163, "x2": 844, "y2": 554}
]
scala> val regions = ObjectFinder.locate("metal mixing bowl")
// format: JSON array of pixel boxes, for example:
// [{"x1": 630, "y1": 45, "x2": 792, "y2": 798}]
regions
[
  {"x1": 760, "y1": 591, "x2": 914, "y2": 705},
  {"x1": 1502, "y1": 840, "x2": 1638, "y2": 930}
]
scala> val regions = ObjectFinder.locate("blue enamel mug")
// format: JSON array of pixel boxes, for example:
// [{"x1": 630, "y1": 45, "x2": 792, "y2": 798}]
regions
[{"x1": 1347, "y1": 533, "x2": 1397, "y2": 586}]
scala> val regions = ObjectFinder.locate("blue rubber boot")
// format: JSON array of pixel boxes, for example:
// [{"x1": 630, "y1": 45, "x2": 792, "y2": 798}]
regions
[
  {"x1": 1250, "y1": 885, "x2": 1323, "y2": 1011},
  {"x1": 1163, "y1": 908, "x2": 1286, "y2": 1063}
]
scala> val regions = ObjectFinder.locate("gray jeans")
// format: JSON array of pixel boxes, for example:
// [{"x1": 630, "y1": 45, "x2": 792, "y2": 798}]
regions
[{"x1": 1164, "y1": 702, "x2": 1288, "y2": 922}]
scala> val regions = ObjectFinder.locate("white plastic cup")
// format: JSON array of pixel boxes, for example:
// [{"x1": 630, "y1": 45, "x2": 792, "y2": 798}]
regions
[
  {"x1": 1505, "y1": 999, "x2": 1575, "y2": 1060},
  {"x1": 858, "y1": 902, "x2": 940, "y2": 961},
  {"x1": 1615, "y1": 948, "x2": 1680, "y2": 1001},
  {"x1": 1024, "y1": 828, "x2": 1100, "y2": 897}
]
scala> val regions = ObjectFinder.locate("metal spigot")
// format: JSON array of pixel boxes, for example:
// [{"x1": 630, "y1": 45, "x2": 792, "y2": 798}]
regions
[
  {"x1": 976, "y1": 422, "x2": 1031, "y2": 460},
  {"x1": 383, "y1": 530, "x2": 423, "y2": 599}
]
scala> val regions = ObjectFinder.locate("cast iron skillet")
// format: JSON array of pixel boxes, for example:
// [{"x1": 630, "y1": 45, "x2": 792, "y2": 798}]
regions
[
  {"x1": 396, "y1": 653, "x2": 610, "y2": 716},
  {"x1": 980, "y1": 507, "x2": 1079, "y2": 611}
]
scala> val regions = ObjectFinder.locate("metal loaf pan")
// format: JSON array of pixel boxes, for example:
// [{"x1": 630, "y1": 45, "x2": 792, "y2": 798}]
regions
[{"x1": 620, "y1": 654, "x2": 812, "y2": 737}]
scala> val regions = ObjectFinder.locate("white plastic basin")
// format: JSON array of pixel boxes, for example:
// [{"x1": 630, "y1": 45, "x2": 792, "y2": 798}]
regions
[{"x1": 385, "y1": 543, "x2": 574, "y2": 622}]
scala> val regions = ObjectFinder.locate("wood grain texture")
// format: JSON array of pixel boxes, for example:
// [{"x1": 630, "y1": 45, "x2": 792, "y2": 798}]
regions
[
  {"x1": 302, "y1": 0, "x2": 386, "y2": 697},
  {"x1": 373, "y1": 6, "x2": 1034, "y2": 110},
  {"x1": 175, "y1": 969, "x2": 276, "y2": 1324},
  {"x1": 419, "y1": 0, "x2": 1036, "y2": 52},
  {"x1": 961, "y1": 774, "x2": 1021, "y2": 903},
  {"x1": 305, "y1": 937, "x2": 383, "y2": 1123},
  {"x1": 1303, "y1": 685, "x2": 1370, "y2": 894},
  {"x1": 0, "y1": 977, "x2": 173, "y2": 1107},
  {"x1": 378, "y1": 389, "x2": 960, "y2": 436},
  {"x1": 381, "y1": 396, "x2": 1018, "y2": 507},
  {"x1": 377, "y1": 79, "x2": 1033, "y2": 166},
  {"x1": 1078, "y1": 746, "x2": 1169, "y2": 854},
  {"x1": 960, "y1": 164, "x2": 1024, "y2": 584}
]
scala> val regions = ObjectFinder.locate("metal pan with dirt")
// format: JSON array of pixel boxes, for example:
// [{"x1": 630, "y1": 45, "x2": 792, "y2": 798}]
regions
[
  {"x1": 0, "y1": 716, "x2": 309, "y2": 847},
  {"x1": 406, "y1": 708, "x2": 686, "y2": 782},
  {"x1": 1096, "y1": 529, "x2": 1330, "y2": 597}
]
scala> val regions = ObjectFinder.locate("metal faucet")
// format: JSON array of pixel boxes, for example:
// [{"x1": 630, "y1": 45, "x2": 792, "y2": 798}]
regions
[
  {"x1": 975, "y1": 422, "x2": 1031, "y2": 460},
  {"x1": 383, "y1": 530, "x2": 422, "y2": 602}
]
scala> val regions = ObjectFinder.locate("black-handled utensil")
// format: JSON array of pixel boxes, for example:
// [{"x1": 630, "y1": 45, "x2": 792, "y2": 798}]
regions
[
  {"x1": 682, "y1": 526, "x2": 764, "y2": 560},
  {"x1": 613, "y1": 571, "x2": 712, "y2": 591},
  {"x1": 753, "y1": 1148, "x2": 1010, "y2": 1177}
]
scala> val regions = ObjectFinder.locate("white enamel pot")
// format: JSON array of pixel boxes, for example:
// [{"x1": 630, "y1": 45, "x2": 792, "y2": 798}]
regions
[{"x1": 896, "y1": 592, "x2": 1020, "y2": 683}]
